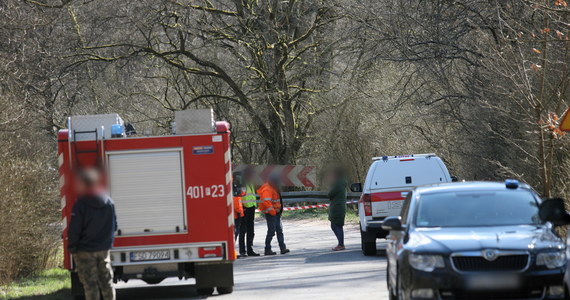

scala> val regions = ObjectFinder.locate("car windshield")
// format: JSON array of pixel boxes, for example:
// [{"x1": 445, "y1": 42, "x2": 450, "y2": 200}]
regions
[{"x1": 415, "y1": 190, "x2": 541, "y2": 227}]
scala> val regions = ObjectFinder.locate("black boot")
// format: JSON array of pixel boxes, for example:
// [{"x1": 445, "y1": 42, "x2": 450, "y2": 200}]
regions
[
  {"x1": 264, "y1": 250, "x2": 277, "y2": 255},
  {"x1": 280, "y1": 249, "x2": 290, "y2": 254},
  {"x1": 247, "y1": 251, "x2": 260, "y2": 257}
]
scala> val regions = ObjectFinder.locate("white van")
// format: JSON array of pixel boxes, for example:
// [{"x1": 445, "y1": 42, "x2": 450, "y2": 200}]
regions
[{"x1": 351, "y1": 154, "x2": 452, "y2": 255}]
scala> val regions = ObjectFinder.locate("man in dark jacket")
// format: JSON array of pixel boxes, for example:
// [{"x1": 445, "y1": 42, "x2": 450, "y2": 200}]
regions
[{"x1": 68, "y1": 169, "x2": 117, "y2": 300}]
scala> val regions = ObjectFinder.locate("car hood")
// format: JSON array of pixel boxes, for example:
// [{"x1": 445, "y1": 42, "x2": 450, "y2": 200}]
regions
[{"x1": 407, "y1": 225, "x2": 564, "y2": 253}]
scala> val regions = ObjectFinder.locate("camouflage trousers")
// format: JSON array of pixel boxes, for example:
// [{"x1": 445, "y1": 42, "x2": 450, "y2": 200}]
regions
[{"x1": 74, "y1": 250, "x2": 116, "y2": 300}]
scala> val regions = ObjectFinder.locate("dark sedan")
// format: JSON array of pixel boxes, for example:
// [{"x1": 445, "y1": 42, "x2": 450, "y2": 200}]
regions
[{"x1": 383, "y1": 180, "x2": 565, "y2": 300}]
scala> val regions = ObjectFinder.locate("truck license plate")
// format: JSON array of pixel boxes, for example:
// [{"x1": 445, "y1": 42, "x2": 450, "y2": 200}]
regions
[{"x1": 130, "y1": 250, "x2": 171, "y2": 262}]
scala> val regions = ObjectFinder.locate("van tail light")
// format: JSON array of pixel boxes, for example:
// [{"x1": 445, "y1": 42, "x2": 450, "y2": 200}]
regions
[
  {"x1": 360, "y1": 193, "x2": 372, "y2": 216},
  {"x1": 199, "y1": 246, "x2": 223, "y2": 258}
]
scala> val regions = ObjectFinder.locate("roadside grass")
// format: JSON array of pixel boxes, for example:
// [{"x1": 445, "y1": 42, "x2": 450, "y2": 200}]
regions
[
  {"x1": 0, "y1": 268, "x2": 70, "y2": 300},
  {"x1": 281, "y1": 205, "x2": 360, "y2": 224}
]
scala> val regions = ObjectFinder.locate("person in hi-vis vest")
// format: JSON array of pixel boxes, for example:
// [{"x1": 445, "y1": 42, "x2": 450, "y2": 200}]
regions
[{"x1": 238, "y1": 167, "x2": 260, "y2": 257}]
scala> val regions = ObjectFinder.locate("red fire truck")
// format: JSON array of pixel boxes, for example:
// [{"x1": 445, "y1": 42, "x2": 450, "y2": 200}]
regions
[{"x1": 57, "y1": 111, "x2": 235, "y2": 298}]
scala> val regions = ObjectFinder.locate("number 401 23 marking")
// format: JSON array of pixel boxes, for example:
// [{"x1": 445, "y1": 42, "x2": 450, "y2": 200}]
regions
[{"x1": 186, "y1": 185, "x2": 225, "y2": 199}]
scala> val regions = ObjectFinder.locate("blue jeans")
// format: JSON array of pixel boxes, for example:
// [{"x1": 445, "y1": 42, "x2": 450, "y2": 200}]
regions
[
  {"x1": 265, "y1": 213, "x2": 286, "y2": 251},
  {"x1": 331, "y1": 223, "x2": 344, "y2": 247}
]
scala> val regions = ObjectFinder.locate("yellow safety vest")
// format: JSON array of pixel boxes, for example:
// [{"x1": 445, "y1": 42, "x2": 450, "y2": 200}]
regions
[{"x1": 241, "y1": 184, "x2": 257, "y2": 208}]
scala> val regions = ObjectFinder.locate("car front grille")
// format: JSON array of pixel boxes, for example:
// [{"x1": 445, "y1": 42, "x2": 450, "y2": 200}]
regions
[{"x1": 451, "y1": 254, "x2": 529, "y2": 272}]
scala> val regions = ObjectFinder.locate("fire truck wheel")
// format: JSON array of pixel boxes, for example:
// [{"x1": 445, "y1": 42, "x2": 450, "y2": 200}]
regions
[
  {"x1": 70, "y1": 272, "x2": 85, "y2": 300},
  {"x1": 197, "y1": 287, "x2": 214, "y2": 296},
  {"x1": 217, "y1": 286, "x2": 233, "y2": 294}
]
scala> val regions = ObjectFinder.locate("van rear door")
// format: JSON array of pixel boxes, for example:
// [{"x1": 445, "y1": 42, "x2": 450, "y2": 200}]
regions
[{"x1": 368, "y1": 156, "x2": 450, "y2": 217}]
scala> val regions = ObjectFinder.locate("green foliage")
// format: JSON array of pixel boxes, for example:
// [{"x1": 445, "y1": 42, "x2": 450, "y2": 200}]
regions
[
  {"x1": 282, "y1": 205, "x2": 359, "y2": 224},
  {"x1": 0, "y1": 268, "x2": 70, "y2": 300}
]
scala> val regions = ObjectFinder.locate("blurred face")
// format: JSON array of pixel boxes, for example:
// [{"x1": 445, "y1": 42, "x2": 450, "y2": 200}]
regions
[
  {"x1": 74, "y1": 169, "x2": 103, "y2": 195},
  {"x1": 74, "y1": 176, "x2": 88, "y2": 194},
  {"x1": 328, "y1": 170, "x2": 339, "y2": 183},
  {"x1": 269, "y1": 178, "x2": 280, "y2": 189},
  {"x1": 244, "y1": 169, "x2": 254, "y2": 182}
]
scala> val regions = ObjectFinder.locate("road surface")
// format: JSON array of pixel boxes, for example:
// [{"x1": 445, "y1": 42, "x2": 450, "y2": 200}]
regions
[{"x1": 116, "y1": 219, "x2": 389, "y2": 300}]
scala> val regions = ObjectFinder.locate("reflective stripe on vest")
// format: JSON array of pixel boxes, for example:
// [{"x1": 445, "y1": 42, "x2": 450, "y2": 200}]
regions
[
  {"x1": 261, "y1": 207, "x2": 274, "y2": 214},
  {"x1": 241, "y1": 184, "x2": 257, "y2": 208}
]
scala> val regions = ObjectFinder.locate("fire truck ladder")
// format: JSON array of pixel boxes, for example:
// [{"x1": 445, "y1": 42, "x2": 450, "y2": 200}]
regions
[{"x1": 72, "y1": 129, "x2": 104, "y2": 168}]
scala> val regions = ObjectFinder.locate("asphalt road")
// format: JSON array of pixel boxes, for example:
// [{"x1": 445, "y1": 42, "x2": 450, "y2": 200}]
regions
[{"x1": 115, "y1": 219, "x2": 389, "y2": 300}]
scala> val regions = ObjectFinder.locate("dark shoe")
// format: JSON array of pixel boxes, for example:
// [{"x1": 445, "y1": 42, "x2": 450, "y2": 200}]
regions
[
  {"x1": 280, "y1": 249, "x2": 290, "y2": 254},
  {"x1": 264, "y1": 250, "x2": 277, "y2": 256},
  {"x1": 237, "y1": 253, "x2": 247, "y2": 258},
  {"x1": 247, "y1": 251, "x2": 260, "y2": 257}
]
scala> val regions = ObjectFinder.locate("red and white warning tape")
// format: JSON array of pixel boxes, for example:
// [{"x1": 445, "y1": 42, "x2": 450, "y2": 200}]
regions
[{"x1": 256, "y1": 200, "x2": 358, "y2": 212}]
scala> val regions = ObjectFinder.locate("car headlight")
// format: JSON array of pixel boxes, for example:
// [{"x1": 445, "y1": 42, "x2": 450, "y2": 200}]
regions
[
  {"x1": 409, "y1": 254, "x2": 445, "y2": 272},
  {"x1": 536, "y1": 251, "x2": 566, "y2": 269}
]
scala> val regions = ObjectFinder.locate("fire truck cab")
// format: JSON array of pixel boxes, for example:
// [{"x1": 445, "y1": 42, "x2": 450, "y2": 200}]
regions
[{"x1": 57, "y1": 110, "x2": 235, "y2": 298}]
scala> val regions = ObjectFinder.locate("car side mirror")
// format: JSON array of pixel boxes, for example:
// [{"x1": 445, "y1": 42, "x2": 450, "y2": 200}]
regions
[
  {"x1": 451, "y1": 176, "x2": 458, "y2": 182},
  {"x1": 350, "y1": 183, "x2": 362, "y2": 193},
  {"x1": 382, "y1": 216, "x2": 404, "y2": 231},
  {"x1": 539, "y1": 198, "x2": 570, "y2": 226}
]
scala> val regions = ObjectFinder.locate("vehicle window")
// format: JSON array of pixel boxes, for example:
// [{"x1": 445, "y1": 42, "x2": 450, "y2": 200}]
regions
[
  {"x1": 371, "y1": 159, "x2": 448, "y2": 189},
  {"x1": 415, "y1": 190, "x2": 541, "y2": 227},
  {"x1": 400, "y1": 192, "x2": 412, "y2": 224}
]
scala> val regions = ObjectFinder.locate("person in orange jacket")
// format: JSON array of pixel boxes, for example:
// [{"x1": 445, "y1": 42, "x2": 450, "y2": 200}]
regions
[
  {"x1": 232, "y1": 173, "x2": 245, "y2": 259},
  {"x1": 258, "y1": 174, "x2": 289, "y2": 255},
  {"x1": 233, "y1": 195, "x2": 244, "y2": 239}
]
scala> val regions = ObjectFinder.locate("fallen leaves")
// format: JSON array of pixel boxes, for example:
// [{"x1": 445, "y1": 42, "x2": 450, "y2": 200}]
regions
[
  {"x1": 531, "y1": 63, "x2": 542, "y2": 72},
  {"x1": 543, "y1": 112, "x2": 566, "y2": 138}
]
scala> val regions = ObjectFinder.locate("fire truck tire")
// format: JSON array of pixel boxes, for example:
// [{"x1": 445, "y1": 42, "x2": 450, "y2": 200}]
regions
[
  {"x1": 194, "y1": 262, "x2": 234, "y2": 293},
  {"x1": 70, "y1": 272, "x2": 85, "y2": 300},
  {"x1": 197, "y1": 288, "x2": 214, "y2": 296},
  {"x1": 217, "y1": 286, "x2": 233, "y2": 294}
]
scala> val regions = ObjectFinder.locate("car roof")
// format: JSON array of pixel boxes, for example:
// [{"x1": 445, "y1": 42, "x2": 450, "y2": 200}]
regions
[{"x1": 414, "y1": 181, "x2": 534, "y2": 195}]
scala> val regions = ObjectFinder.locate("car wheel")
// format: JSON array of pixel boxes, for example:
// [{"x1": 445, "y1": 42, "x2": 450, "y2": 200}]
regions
[
  {"x1": 217, "y1": 286, "x2": 233, "y2": 295},
  {"x1": 360, "y1": 228, "x2": 376, "y2": 256},
  {"x1": 197, "y1": 287, "x2": 214, "y2": 296}
]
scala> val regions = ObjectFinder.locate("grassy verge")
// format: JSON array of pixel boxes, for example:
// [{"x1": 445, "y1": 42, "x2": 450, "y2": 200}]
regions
[
  {"x1": 281, "y1": 205, "x2": 360, "y2": 224},
  {"x1": 0, "y1": 268, "x2": 70, "y2": 300}
]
